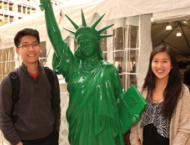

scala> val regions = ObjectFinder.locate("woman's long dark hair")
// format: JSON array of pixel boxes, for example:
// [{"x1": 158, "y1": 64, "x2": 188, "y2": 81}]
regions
[{"x1": 143, "y1": 46, "x2": 182, "y2": 119}]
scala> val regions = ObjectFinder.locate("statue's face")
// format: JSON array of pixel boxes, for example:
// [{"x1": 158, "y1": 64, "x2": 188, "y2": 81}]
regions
[{"x1": 78, "y1": 38, "x2": 99, "y2": 57}]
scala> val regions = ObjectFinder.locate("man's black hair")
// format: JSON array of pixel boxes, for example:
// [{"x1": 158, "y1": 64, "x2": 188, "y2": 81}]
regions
[{"x1": 14, "y1": 28, "x2": 40, "y2": 47}]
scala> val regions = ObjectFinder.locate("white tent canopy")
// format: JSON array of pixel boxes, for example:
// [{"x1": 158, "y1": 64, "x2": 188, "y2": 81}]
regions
[{"x1": 1, "y1": 0, "x2": 190, "y2": 41}]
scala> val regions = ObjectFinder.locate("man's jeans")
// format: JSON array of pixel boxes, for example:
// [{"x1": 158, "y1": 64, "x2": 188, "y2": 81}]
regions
[{"x1": 22, "y1": 129, "x2": 59, "y2": 145}]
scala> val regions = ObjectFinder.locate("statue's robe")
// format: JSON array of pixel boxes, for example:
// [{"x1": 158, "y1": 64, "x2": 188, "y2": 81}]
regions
[{"x1": 53, "y1": 43, "x2": 125, "y2": 145}]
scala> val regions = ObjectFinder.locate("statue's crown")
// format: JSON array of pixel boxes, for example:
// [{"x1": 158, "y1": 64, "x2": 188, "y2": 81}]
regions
[{"x1": 63, "y1": 10, "x2": 114, "y2": 40}]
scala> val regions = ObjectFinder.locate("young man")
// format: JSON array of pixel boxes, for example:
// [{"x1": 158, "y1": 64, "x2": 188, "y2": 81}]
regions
[{"x1": 0, "y1": 28, "x2": 60, "y2": 145}]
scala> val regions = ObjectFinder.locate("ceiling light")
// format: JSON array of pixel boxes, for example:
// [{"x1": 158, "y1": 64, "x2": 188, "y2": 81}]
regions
[
  {"x1": 182, "y1": 20, "x2": 188, "y2": 24},
  {"x1": 176, "y1": 32, "x2": 182, "y2": 37},
  {"x1": 151, "y1": 17, "x2": 154, "y2": 23},
  {"x1": 166, "y1": 24, "x2": 172, "y2": 30},
  {"x1": 115, "y1": 61, "x2": 119, "y2": 67}
]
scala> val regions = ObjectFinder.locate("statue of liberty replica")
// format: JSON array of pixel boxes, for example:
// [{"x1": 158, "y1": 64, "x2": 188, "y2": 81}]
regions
[{"x1": 40, "y1": 0, "x2": 146, "y2": 144}]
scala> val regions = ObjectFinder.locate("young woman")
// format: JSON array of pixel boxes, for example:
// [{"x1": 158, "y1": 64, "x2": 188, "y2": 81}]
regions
[{"x1": 130, "y1": 46, "x2": 190, "y2": 145}]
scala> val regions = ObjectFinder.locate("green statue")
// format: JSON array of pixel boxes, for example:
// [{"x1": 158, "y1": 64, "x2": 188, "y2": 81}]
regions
[{"x1": 40, "y1": 0, "x2": 143, "y2": 144}]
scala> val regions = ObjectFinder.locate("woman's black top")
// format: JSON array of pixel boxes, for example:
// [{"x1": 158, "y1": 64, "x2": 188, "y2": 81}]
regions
[
  {"x1": 141, "y1": 97, "x2": 170, "y2": 145},
  {"x1": 143, "y1": 124, "x2": 169, "y2": 145}
]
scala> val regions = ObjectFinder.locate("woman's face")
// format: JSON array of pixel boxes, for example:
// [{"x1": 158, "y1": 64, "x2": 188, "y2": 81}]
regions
[
  {"x1": 151, "y1": 51, "x2": 172, "y2": 80},
  {"x1": 78, "y1": 38, "x2": 99, "y2": 57}
]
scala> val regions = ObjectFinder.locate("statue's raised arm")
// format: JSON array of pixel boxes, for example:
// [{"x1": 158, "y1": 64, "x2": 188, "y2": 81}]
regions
[
  {"x1": 40, "y1": 0, "x2": 64, "y2": 59},
  {"x1": 40, "y1": 0, "x2": 76, "y2": 78}
]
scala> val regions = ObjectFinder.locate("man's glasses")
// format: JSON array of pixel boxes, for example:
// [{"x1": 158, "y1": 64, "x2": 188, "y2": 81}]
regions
[{"x1": 18, "y1": 43, "x2": 39, "y2": 49}]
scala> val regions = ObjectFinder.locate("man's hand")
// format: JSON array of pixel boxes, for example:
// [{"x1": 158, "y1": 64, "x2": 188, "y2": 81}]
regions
[{"x1": 16, "y1": 141, "x2": 23, "y2": 145}]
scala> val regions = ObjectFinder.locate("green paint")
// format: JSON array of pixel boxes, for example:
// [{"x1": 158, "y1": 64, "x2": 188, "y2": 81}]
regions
[{"x1": 40, "y1": 0, "x2": 146, "y2": 144}]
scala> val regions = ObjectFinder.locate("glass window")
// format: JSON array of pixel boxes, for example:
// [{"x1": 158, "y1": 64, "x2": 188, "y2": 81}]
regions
[
  {"x1": 4, "y1": 2, "x2": 7, "y2": 10},
  {"x1": 39, "y1": 41, "x2": 47, "y2": 65},
  {"x1": 120, "y1": 74, "x2": 126, "y2": 89},
  {"x1": 0, "y1": 47, "x2": 15, "y2": 81},
  {"x1": 4, "y1": 15, "x2": 8, "y2": 21},
  {"x1": 112, "y1": 26, "x2": 127, "y2": 89},
  {"x1": 74, "y1": 40, "x2": 77, "y2": 51},
  {"x1": 126, "y1": 50, "x2": 138, "y2": 73},
  {"x1": 100, "y1": 30, "x2": 107, "y2": 60},
  {"x1": 9, "y1": 3, "x2": 13, "y2": 11},
  {"x1": 100, "y1": 30, "x2": 107, "y2": 52},
  {"x1": 125, "y1": 17, "x2": 139, "y2": 89},
  {"x1": 126, "y1": 25, "x2": 139, "y2": 48},
  {"x1": 0, "y1": 1, "x2": 2, "y2": 9},
  {"x1": 113, "y1": 27, "x2": 124, "y2": 50},
  {"x1": 23, "y1": 7, "x2": 26, "y2": 14},
  {"x1": 0, "y1": 14, "x2": 3, "y2": 22},
  {"x1": 113, "y1": 51, "x2": 126, "y2": 73},
  {"x1": 27, "y1": 8, "x2": 30, "y2": 14},
  {"x1": 31, "y1": 8, "x2": 36, "y2": 14},
  {"x1": 10, "y1": 16, "x2": 14, "y2": 22},
  {"x1": 104, "y1": 17, "x2": 139, "y2": 90},
  {"x1": 102, "y1": 53, "x2": 107, "y2": 61},
  {"x1": 18, "y1": 5, "x2": 21, "y2": 13},
  {"x1": 126, "y1": 74, "x2": 137, "y2": 89}
]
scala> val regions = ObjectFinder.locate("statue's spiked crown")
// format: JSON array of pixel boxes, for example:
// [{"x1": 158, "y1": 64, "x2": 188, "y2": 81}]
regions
[{"x1": 63, "y1": 10, "x2": 114, "y2": 41}]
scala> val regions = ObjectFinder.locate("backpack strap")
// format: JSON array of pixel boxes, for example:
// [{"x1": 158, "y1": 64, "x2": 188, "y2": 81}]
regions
[
  {"x1": 44, "y1": 67, "x2": 54, "y2": 99},
  {"x1": 8, "y1": 71, "x2": 20, "y2": 123},
  {"x1": 44, "y1": 67, "x2": 56, "y2": 128}
]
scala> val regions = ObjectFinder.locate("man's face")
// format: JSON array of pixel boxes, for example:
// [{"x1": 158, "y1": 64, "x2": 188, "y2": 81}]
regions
[{"x1": 16, "y1": 35, "x2": 41, "y2": 66}]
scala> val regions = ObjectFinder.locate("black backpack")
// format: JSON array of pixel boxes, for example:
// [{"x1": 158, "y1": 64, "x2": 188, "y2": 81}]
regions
[{"x1": 8, "y1": 67, "x2": 54, "y2": 123}]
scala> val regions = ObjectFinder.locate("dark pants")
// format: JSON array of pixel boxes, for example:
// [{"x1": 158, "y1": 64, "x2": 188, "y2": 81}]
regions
[{"x1": 22, "y1": 129, "x2": 59, "y2": 145}]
